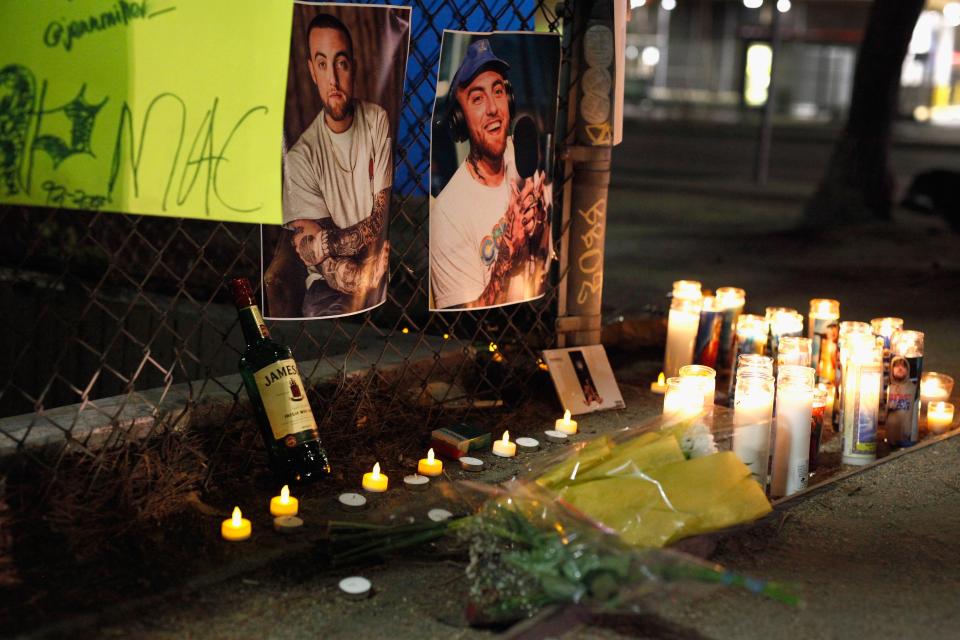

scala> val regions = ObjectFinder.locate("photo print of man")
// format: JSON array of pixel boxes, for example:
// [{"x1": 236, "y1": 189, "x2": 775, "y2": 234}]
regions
[
  {"x1": 261, "y1": 3, "x2": 411, "y2": 319},
  {"x1": 429, "y1": 31, "x2": 561, "y2": 311}
]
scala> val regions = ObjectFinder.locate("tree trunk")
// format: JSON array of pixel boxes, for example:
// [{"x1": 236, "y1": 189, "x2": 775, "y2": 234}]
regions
[{"x1": 805, "y1": 0, "x2": 925, "y2": 224}]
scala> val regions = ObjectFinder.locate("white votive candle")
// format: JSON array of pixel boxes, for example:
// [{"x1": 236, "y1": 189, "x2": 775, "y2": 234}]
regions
[
  {"x1": 663, "y1": 280, "x2": 703, "y2": 378},
  {"x1": 927, "y1": 401, "x2": 954, "y2": 434},
  {"x1": 733, "y1": 370, "x2": 775, "y2": 487},
  {"x1": 663, "y1": 376, "x2": 706, "y2": 421},
  {"x1": 771, "y1": 365, "x2": 815, "y2": 499}
]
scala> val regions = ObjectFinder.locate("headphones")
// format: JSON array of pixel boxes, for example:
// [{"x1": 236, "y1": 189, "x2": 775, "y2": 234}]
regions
[{"x1": 446, "y1": 78, "x2": 515, "y2": 143}]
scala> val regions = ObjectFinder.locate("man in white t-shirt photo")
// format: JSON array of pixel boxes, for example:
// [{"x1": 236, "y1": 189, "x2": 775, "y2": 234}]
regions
[
  {"x1": 280, "y1": 13, "x2": 392, "y2": 317},
  {"x1": 430, "y1": 38, "x2": 551, "y2": 310}
]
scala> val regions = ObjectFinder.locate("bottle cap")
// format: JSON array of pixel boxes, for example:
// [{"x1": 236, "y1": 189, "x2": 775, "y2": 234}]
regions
[{"x1": 228, "y1": 277, "x2": 256, "y2": 308}]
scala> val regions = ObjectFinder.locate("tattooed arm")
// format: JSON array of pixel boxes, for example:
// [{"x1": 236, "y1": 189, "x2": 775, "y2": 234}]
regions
[
  {"x1": 291, "y1": 188, "x2": 390, "y2": 265},
  {"x1": 318, "y1": 240, "x2": 391, "y2": 294}
]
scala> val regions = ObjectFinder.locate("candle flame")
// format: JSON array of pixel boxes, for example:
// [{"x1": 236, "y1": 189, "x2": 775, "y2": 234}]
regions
[
  {"x1": 232, "y1": 506, "x2": 242, "y2": 527},
  {"x1": 280, "y1": 485, "x2": 289, "y2": 503},
  {"x1": 502, "y1": 431, "x2": 509, "y2": 443},
  {"x1": 427, "y1": 448, "x2": 435, "y2": 463},
  {"x1": 372, "y1": 462, "x2": 381, "y2": 479},
  {"x1": 489, "y1": 342, "x2": 498, "y2": 352},
  {"x1": 563, "y1": 409, "x2": 571, "y2": 423},
  {"x1": 657, "y1": 372, "x2": 665, "y2": 385}
]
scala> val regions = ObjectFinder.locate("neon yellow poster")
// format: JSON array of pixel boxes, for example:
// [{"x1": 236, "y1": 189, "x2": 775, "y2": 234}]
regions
[{"x1": 0, "y1": 0, "x2": 291, "y2": 224}]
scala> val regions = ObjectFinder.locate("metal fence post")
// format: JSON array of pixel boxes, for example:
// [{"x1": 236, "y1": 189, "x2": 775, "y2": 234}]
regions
[{"x1": 557, "y1": 0, "x2": 616, "y2": 348}]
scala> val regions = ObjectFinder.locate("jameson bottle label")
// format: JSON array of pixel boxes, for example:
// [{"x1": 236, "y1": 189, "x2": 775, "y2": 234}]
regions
[{"x1": 254, "y1": 359, "x2": 318, "y2": 446}]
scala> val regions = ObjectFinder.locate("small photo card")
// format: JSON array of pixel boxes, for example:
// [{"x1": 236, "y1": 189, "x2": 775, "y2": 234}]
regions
[{"x1": 542, "y1": 345, "x2": 624, "y2": 415}]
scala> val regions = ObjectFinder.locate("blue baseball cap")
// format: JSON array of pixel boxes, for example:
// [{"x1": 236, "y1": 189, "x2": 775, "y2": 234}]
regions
[{"x1": 450, "y1": 39, "x2": 510, "y2": 91}]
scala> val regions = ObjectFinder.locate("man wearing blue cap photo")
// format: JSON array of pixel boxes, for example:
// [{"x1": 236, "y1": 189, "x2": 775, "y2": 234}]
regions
[{"x1": 430, "y1": 37, "x2": 549, "y2": 310}]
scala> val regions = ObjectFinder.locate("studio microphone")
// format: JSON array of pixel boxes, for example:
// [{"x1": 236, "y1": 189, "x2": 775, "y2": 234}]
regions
[{"x1": 512, "y1": 115, "x2": 540, "y2": 180}]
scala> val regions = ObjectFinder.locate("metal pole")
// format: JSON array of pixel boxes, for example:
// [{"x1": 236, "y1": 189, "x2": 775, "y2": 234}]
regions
[
  {"x1": 754, "y1": 5, "x2": 782, "y2": 186},
  {"x1": 557, "y1": 0, "x2": 616, "y2": 347}
]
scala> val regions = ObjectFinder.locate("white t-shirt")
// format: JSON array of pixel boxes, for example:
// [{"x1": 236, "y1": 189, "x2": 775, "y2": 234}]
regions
[
  {"x1": 430, "y1": 140, "x2": 518, "y2": 309},
  {"x1": 283, "y1": 100, "x2": 392, "y2": 229}
]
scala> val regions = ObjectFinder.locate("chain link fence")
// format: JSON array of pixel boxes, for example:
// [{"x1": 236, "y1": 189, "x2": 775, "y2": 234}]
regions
[{"x1": 0, "y1": 0, "x2": 574, "y2": 490}]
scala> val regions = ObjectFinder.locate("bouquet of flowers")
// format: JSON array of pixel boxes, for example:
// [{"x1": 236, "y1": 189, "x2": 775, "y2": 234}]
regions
[{"x1": 324, "y1": 408, "x2": 794, "y2": 626}]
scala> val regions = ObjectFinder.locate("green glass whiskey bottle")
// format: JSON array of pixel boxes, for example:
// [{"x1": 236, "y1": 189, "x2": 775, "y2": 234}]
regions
[{"x1": 228, "y1": 278, "x2": 331, "y2": 484}]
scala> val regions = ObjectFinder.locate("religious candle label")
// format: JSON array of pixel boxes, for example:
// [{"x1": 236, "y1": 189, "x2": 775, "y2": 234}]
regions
[
  {"x1": 254, "y1": 359, "x2": 319, "y2": 445},
  {"x1": 843, "y1": 367, "x2": 882, "y2": 460},
  {"x1": 885, "y1": 356, "x2": 922, "y2": 446}
]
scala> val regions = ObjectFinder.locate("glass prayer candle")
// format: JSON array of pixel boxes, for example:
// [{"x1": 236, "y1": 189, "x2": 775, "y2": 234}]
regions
[
  {"x1": 726, "y1": 314, "x2": 769, "y2": 405},
  {"x1": 887, "y1": 330, "x2": 924, "y2": 447},
  {"x1": 809, "y1": 384, "x2": 828, "y2": 472},
  {"x1": 840, "y1": 334, "x2": 883, "y2": 466},
  {"x1": 715, "y1": 287, "x2": 746, "y2": 396},
  {"x1": 809, "y1": 299, "x2": 840, "y2": 383},
  {"x1": 777, "y1": 336, "x2": 812, "y2": 368},
  {"x1": 834, "y1": 321, "x2": 873, "y2": 432},
  {"x1": 872, "y1": 317, "x2": 904, "y2": 425},
  {"x1": 920, "y1": 372, "x2": 954, "y2": 429},
  {"x1": 663, "y1": 280, "x2": 703, "y2": 378},
  {"x1": 766, "y1": 307, "x2": 803, "y2": 369},
  {"x1": 927, "y1": 401, "x2": 955, "y2": 435},
  {"x1": 693, "y1": 296, "x2": 722, "y2": 369},
  {"x1": 738, "y1": 353, "x2": 774, "y2": 374},
  {"x1": 733, "y1": 369, "x2": 775, "y2": 488},
  {"x1": 680, "y1": 364, "x2": 717, "y2": 413},
  {"x1": 663, "y1": 376, "x2": 707, "y2": 421},
  {"x1": 771, "y1": 365, "x2": 815, "y2": 499}
]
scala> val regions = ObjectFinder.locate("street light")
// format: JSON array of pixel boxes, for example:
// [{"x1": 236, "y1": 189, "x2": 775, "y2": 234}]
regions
[
  {"x1": 662, "y1": 0, "x2": 676, "y2": 10},
  {"x1": 630, "y1": 0, "x2": 647, "y2": 8},
  {"x1": 642, "y1": 46, "x2": 661, "y2": 66},
  {"x1": 743, "y1": 0, "x2": 762, "y2": 9},
  {"x1": 777, "y1": 0, "x2": 791, "y2": 13}
]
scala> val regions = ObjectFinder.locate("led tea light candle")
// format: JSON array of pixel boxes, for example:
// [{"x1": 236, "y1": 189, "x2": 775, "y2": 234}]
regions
[
  {"x1": 715, "y1": 287, "x2": 746, "y2": 391},
  {"x1": 417, "y1": 448, "x2": 443, "y2": 477},
  {"x1": 492, "y1": 431, "x2": 517, "y2": 457},
  {"x1": 663, "y1": 376, "x2": 707, "y2": 421},
  {"x1": 339, "y1": 576, "x2": 372, "y2": 600},
  {"x1": 515, "y1": 437, "x2": 540, "y2": 452},
  {"x1": 273, "y1": 516, "x2": 304, "y2": 534},
  {"x1": 809, "y1": 299, "x2": 840, "y2": 382},
  {"x1": 555, "y1": 409, "x2": 578, "y2": 435},
  {"x1": 840, "y1": 334, "x2": 883, "y2": 466},
  {"x1": 888, "y1": 329, "x2": 924, "y2": 446},
  {"x1": 543, "y1": 430, "x2": 569, "y2": 444},
  {"x1": 679, "y1": 364, "x2": 717, "y2": 413},
  {"x1": 927, "y1": 401, "x2": 955, "y2": 434},
  {"x1": 403, "y1": 474, "x2": 430, "y2": 491},
  {"x1": 693, "y1": 295, "x2": 722, "y2": 368},
  {"x1": 777, "y1": 336, "x2": 812, "y2": 368},
  {"x1": 338, "y1": 492, "x2": 368, "y2": 512},
  {"x1": 459, "y1": 456, "x2": 484, "y2": 471},
  {"x1": 663, "y1": 280, "x2": 703, "y2": 378},
  {"x1": 732, "y1": 369, "x2": 775, "y2": 488},
  {"x1": 221, "y1": 506, "x2": 251, "y2": 542},
  {"x1": 727, "y1": 314, "x2": 769, "y2": 406},
  {"x1": 362, "y1": 462, "x2": 389, "y2": 493},
  {"x1": 269, "y1": 485, "x2": 299, "y2": 517},
  {"x1": 771, "y1": 365, "x2": 815, "y2": 498},
  {"x1": 650, "y1": 372, "x2": 668, "y2": 395}
]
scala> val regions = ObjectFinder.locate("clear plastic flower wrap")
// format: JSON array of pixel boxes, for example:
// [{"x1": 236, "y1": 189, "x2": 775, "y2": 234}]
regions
[{"x1": 525, "y1": 406, "x2": 773, "y2": 549}]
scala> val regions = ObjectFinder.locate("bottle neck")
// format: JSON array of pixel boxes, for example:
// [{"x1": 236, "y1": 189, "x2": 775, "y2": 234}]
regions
[{"x1": 238, "y1": 304, "x2": 270, "y2": 345}]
